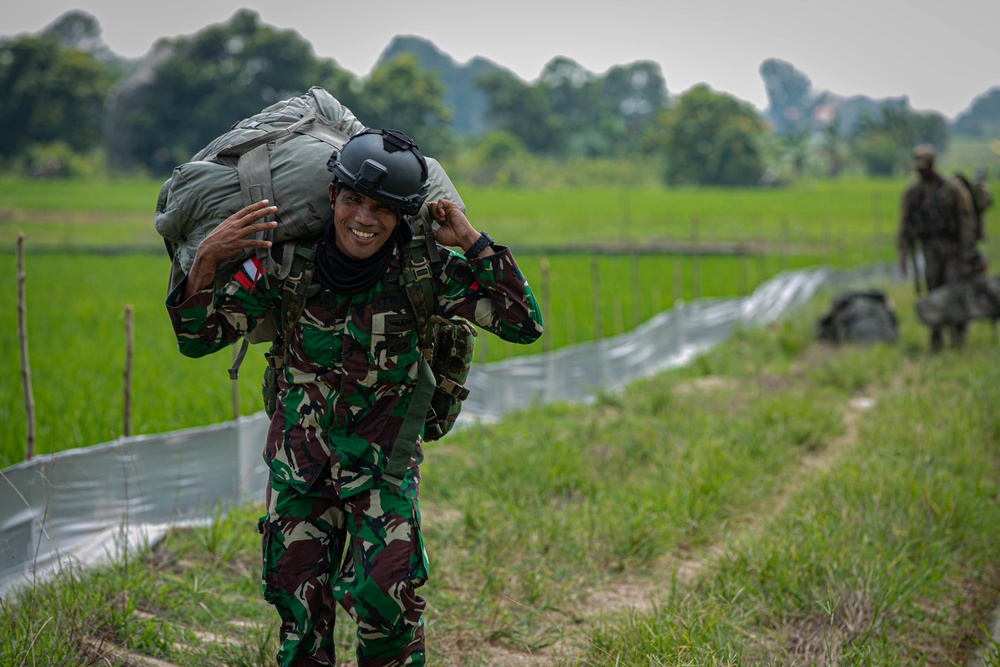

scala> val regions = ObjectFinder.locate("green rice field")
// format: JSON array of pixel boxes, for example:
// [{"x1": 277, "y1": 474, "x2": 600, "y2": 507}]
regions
[{"x1": 1, "y1": 175, "x2": 992, "y2": 467}]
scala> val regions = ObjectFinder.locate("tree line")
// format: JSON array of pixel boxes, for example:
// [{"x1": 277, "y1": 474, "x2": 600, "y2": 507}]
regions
[{"x1": 1, "y1": 9, "x2": 989, "y2": 186}]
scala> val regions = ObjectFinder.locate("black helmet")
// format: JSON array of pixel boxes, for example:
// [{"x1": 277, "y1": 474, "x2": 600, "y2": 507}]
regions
[{"x1": 327, "y1": 129, "x2": 429, "y2": 216}]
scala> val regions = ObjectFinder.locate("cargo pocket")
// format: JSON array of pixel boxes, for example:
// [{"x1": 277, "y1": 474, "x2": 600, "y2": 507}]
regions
[{"x1": 371, "y1": 312, "x2": 418, "y2": 370}]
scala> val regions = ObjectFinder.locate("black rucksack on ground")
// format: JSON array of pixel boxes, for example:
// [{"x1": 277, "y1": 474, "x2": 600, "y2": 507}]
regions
[{"x1": 816, "y1": 289, "x2": 899, "y2": 345}]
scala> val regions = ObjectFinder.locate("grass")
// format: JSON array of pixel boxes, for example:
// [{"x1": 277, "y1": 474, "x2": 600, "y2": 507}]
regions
[{"x1": 3, "y1": 277, "x2": 999, "y2": 665}]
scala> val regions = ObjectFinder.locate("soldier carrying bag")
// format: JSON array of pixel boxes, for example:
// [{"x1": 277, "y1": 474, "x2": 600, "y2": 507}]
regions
[
  {"x1": 261, "y1": 221, "x2": 477, "y2": 488},
  {"x1": 154, "y1": 87, "x2": 475, "y2": 480}
]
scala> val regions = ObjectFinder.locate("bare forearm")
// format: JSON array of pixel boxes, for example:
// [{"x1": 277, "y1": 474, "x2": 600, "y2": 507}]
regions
[{"x1": 183, "y1": 253, "x2": 218, "y2": 300}]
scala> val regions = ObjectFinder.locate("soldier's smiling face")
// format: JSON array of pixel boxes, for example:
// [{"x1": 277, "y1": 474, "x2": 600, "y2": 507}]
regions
[{"x1": 329, "y1": 185, "x2": 399, "y2": 260}]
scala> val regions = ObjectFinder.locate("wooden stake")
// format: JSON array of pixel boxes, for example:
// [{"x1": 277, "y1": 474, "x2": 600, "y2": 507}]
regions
[
  {"x1": 591, "y1": 257, "x2": 602, "y2": 341},
  {"x1": 123, "y1": 305, "x2": 134, "y2": 437},
  {"x1": 631, "y1": 253, "x2": 641, "y2": 327},
  {"x1": 540, "y1": 257, "x2": 551, "y2": 353},
  {"x1": 17, "y1": 234, "x2": 36, "y2": 460}
]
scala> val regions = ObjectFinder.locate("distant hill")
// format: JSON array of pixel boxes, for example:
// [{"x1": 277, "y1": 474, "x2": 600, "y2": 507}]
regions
[
  {"x1": 376, "y1": 35, "x2": 515, "y2": 136},
  {"x1": 759, "y1": 57, "x2": 995, "y2": 138},
  {"x1": 953, "y1": 87, "x2": 1000, "y2": 137}
]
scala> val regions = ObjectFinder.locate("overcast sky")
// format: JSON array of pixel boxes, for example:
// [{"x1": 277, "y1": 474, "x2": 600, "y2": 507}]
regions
[{"x1": 4, "y1": 0, "x2": 998, "y2": 119}]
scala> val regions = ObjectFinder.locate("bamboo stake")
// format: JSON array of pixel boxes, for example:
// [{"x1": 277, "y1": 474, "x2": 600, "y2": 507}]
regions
[
  {"x1": 17, "y1": 233, "x2": 36, "y2": 460},
  {"x1": 691, "y1": 215, "x2": 701, "y2": 300},
  {"x1": 631, "y1": 253, "x2": 641, "y2": 327},
  {"x1": 123, "y1": 305, "x2": 134, "y2": 437},
  {"x1": 540, "y1": 257, "x2": 551, "y2": 353},
  {"x1": 591, "y1": 257, "x2": 602, "y2": 341}
]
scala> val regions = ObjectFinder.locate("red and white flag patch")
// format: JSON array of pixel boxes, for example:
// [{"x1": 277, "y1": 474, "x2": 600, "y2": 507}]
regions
[{"x1": 235, "y1": 256, "x2": 262, "y2": 290}]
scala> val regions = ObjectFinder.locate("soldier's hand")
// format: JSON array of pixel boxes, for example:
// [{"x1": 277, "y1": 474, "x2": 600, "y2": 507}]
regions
[
  {"x1": 198, "y1": 200, "x2": 278, "y2": 264},
  {"x1": 428, "y1": 199, "x2": 479, "y2": 250},
  {"x1": 183, "y1": 200, "x2": 277, "y2": 300}
]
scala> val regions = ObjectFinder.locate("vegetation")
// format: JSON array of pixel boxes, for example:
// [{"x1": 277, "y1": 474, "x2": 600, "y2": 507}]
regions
[
  {"x1": 3, "y1": 11, "x2": 998, "y2": 186},
  {"x1": 3, "y1": 277, "x2": 999, "y2": 665}
]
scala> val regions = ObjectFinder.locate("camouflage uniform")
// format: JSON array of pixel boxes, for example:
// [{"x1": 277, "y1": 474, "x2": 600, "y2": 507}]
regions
[
  {"x1": 897, "y1": 148, "x2": 978, "y2": 350},
  {"x1": 168, "y1": 241, "x2": 543, "y2": 665}
]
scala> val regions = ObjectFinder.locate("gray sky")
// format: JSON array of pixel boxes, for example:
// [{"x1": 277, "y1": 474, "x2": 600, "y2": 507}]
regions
[{"x1": 4, "y1": 0, "x2": 998, "y2": 119}]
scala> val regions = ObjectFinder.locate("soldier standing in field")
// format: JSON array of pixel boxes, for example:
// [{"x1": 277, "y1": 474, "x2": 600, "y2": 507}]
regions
[
  {"x1": 167, "y1": 129, "x2": 544, "y2": 666},
  {"x1": 897, "y1": 144, "x2": 979, "y2": 350}
]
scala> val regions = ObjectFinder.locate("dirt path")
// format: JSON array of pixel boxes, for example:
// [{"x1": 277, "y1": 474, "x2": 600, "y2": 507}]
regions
[{"x1": 476, "y1": 385, "x2": 878, "y2": 666}]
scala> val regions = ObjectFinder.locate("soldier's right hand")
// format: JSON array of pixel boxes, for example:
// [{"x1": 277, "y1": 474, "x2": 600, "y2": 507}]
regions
[{"x1": 198, "y1": 200, "x2": 278, "y2": 264}]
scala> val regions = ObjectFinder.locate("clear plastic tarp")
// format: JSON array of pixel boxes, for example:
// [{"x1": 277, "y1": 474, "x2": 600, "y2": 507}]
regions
[{"x1": 1, "y1": 265, "x2": 866, "y2": 597}]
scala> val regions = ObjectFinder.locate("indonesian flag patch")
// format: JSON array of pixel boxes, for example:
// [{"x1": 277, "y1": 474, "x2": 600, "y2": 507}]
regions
[{"x1": 235, "y1": 256, "x2": 262, "y2": 291}]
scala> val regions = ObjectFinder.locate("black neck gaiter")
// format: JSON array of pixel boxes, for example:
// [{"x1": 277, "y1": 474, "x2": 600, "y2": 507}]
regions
[{"x1": 313, "y1": 218, "x2": 413, "y2": 295}]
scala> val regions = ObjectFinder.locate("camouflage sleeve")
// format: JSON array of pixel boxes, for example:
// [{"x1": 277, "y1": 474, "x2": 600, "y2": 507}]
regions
[
  {"x1": 436, "y1": 245, "x2": 544, "y2": 344},
  {"x1": 165, "y1": 260, "x2": 277, "y2": 359}
]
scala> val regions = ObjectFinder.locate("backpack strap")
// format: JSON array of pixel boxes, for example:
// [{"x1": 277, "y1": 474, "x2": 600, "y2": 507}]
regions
[
  {"x1": 383, "y1": 219, "x2": 441, "y2": 486},
  {"x1": 227, "y1": 241, "x2": 317, "y2": 381},
  {"x1": 220, "y1": 110, "x2": 320, "y2": 283}
]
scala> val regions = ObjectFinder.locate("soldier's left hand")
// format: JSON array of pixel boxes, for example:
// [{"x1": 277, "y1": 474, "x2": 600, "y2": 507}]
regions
[{"x1": 428, "y1": 199, "x2": 479, "y2": 250}]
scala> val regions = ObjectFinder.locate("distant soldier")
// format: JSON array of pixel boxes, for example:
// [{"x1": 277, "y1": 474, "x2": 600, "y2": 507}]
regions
[{"x1": 897, "y1": 144, "x2": 979, "y2": 350}]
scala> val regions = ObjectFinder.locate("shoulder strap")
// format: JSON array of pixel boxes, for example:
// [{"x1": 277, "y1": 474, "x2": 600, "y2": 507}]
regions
[
  {"x1": 226, "y1": 241, "x2": 318, "y2": 381},
  {"x1": 384, "y1": 219, "x2": 442, "y2": 486}
]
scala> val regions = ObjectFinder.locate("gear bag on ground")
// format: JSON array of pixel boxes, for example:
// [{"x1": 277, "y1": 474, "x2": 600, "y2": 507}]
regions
[
  {"x1": 816, "y1": 289, "x2": 900, "y2": 344},
  {"x1": 916, "y1": 274, "x2": 1000, "y2": 327}
]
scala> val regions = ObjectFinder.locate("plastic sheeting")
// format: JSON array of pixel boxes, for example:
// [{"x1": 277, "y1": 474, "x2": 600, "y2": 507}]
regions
[{"x1": 0, "y1": 266, "x2": 842, "y2": 598}]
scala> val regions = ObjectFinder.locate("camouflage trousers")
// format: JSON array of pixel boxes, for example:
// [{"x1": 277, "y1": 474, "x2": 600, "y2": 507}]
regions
[
  {"x1": 921, "y1": 238, "x2": 967, "y2": 349},
  {"x1": 259, "y1": 466, "x2": 428, "y2": 666}
]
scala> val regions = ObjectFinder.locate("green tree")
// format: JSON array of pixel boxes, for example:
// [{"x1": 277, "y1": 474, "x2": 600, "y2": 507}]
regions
[
  {"x1": 477, "y1": 69, "x2": 567, "y2": 155},
  {"x1": 0, "y1": 32, "x2": 111, "y2": 162},
  {"x1": 346, "y1": 54, "x2": 454, "y2": 158},
  {"x1": 601, "y1": 61, "x2": 669, "y2": 155},
  {"x1": 662, "y1": 84, "x2": 768, "y2": 186},
  {"x1": 116, "y1": 9, "x2": 355, "y2": 174},
  {"x1": 850, "y1": 100, "x2": 949, "y2": 176}
]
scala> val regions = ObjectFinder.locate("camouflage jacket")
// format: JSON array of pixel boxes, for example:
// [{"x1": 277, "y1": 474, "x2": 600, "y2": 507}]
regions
[
  {"x1": 897, "y1": 174, "x2": 977, "y2": 253},
  {"x1": 167, "y1": 242, "x2": 543, "y2": 497}
]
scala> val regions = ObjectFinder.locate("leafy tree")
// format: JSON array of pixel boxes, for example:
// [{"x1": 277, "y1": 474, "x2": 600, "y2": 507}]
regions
[
  {"x1": 345, "y1": 54, "x2": 454, "y2": 158},
  {"x1": 850, "y1": 100, "x2": 949, "y2": 175},
  {"x1": 478, "y1": 57, "x2": 669, "y2": 159},
  {"x1": 477, "y1": 69, "x2": 567, "y2": 155},
  {"x1": 115, "y1": 9, "x2": 355, "y2": 174},
  {"x1": 662, "y1": 84, "x2": 768, "y2": 186},
  {"x1": 0, "y1": 32, "x2": 111, "y2": 161},
  {"x1": 601, "y1": 61, "x2": 669, "y2": 155}
]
